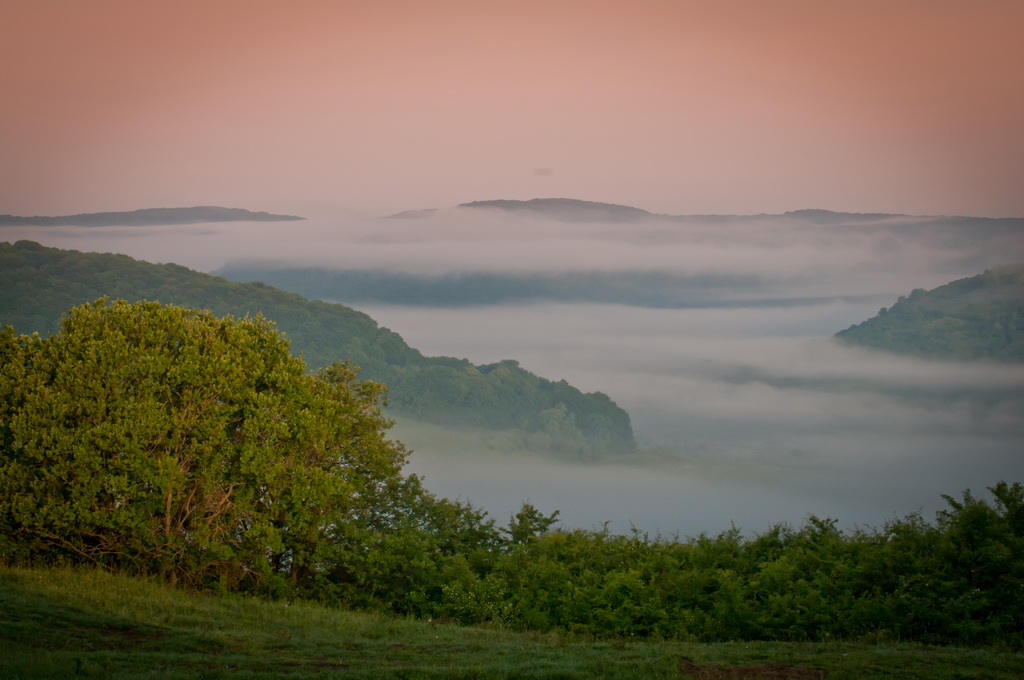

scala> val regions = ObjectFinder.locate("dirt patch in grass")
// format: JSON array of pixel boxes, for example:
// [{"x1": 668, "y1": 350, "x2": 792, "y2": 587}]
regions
[{"x1": 680, "y1": 657, "x2": 826, "y2": 679}]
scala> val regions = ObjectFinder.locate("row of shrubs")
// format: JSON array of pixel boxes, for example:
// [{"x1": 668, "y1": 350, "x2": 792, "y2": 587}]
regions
[{"x1": 317, "y1": 483, "x2": 1023, "y2": 646}]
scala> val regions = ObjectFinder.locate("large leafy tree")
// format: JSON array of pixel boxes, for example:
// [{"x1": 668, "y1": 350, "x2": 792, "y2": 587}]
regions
[{"x1": 0, "y1": 299, "x2": 407, "y2": 590}]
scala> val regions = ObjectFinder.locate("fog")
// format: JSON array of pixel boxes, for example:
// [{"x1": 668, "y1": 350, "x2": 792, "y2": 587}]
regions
[
  {"x1": 373, "y1": 302, "x2": 1024, "y2": 536},
  {"x1": 4, "y1": 207, "x2": 1023, "y2": 536},
  {"x1": 7, "y1": 208, "x2": 1022, "y2": 289}
]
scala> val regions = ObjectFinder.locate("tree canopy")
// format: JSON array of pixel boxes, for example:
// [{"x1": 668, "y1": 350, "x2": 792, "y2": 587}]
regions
[
  {"x1": 836, "y1": 264, "x2": 1024, "y2": 361},
  {"x1": 0, "y1": 299, "x2": 408, "y2": 590}
]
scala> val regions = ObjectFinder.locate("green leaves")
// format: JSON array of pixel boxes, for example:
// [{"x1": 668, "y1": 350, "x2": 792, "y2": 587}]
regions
[
  {"x1": 399, "y1": 490, "x2": 1024, "y2": 645},
  {"x1": 0, "y1": 299, "x2": 407, "y2": 592}
]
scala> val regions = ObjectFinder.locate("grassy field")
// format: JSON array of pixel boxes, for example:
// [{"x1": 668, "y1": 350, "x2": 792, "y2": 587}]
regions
[{"x1": 1, "y1": 565, "x2": 1021, "y2": 679}]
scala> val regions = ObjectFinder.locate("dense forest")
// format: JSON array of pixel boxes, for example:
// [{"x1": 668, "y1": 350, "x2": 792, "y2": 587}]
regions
[
  {"x1": 2, "y1": 298, "x2": 1021, "y2": 646},
  {"x1": 0, "y1": 240, "x2": 635, "y2": 457},
  {"x1": 836, "y1": 264, "x2": 1024, "y2": 362}
]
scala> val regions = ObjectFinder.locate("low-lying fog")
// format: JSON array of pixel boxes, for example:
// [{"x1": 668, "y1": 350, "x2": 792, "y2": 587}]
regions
[
  {"x1": 378, "y1": 301, "x2": 1023, "y2": 536},
  {"x1": 4, "y1": 207, "x2": 1022, "y2": 536}
]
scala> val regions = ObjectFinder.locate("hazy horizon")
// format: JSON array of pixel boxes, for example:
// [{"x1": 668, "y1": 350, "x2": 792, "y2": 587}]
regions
[{"x1": 2, "y1": 1, "x2": 1023, "y2": 220}]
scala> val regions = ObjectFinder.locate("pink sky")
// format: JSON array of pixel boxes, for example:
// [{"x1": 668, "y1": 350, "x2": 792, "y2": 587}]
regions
[{"x1": 1, "y1": 0, "x2": 1022, "y2": 218}]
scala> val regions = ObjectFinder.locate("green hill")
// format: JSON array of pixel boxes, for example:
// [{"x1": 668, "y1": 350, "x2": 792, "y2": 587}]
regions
[
  {"x1": 835, "y1": 264, "x2": 1024, "y2": 361},
  {"x1": 0, "y1": 240, "x2": 635, "y2": 457}
]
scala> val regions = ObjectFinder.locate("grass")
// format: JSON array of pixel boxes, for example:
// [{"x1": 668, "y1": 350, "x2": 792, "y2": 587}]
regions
[{"x1": 1, "y1": 565, "x2": 1021, "y2": 679}]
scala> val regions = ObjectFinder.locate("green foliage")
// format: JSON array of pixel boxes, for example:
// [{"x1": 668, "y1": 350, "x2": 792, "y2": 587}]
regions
[
  {"x1": 933, "y1": 482, "x2": 1024, "y2": 640},
  {"x1": 836, "y1": 264, "x2": 1024, "y2": 361},
  {"x1": 9, "y1": 566, "x2": 1023, "y2": 680},
  {"x1": 0, "y1": 241, "x2": 636, "y2": 457},
  {"x1": 0, "y1": 299, "x2": 408, "y2": 591},
  {"x1": 505, "y1": 503, "x2": 561, "y2": 545},
  {"x1": 390, "y1": 485, "x2": 1022, "y2": 647}
]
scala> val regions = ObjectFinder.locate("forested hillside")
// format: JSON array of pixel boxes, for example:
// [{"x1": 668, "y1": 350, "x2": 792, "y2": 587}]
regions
[
  {"x1": 0, "y1": 240, "x2": 634, "y2": 456},
  {"x1": 836, "y1": 264, "x2": 1024, "y2": 361}
]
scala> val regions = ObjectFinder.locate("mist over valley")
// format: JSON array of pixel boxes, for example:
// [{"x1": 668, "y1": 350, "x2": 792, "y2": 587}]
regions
[{"x1": 2, "y1": 200, "x2": 1022, "y2": 537}]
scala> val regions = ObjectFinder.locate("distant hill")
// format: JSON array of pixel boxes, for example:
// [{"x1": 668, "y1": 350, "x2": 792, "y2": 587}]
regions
[
  {"x1": 835, "y1": 264, "x2": 1024, "y2": 362},
  {"x1": 224, "y1": 202, "x2": 1024, "y2": 309},
  {"x1": 387, "y1": 198, "x2": 663, "y2": 222},
  {"x1": 0, "y1": 240, "x2": 635, "y2": 457},
  {"x1": 387, "y1": 198, "x2": 1023, "y2": 234},
  {"x1": 451, "y1": 200, "x2": 1024, "y2": 226},
  {"x1": 457, "y1": 198, "x2": 656, "y2": 222},
  {"x1": 0, "y1": 206, "x2": 305, "y2": 226},
  {"x1": 387, "y1": 199, "x2": 959, "y2": 224}
]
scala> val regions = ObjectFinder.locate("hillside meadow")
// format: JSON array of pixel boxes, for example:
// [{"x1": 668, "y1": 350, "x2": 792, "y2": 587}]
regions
[{"x1": 2, "y1": 565, "x2": 1022, "y2": 679}]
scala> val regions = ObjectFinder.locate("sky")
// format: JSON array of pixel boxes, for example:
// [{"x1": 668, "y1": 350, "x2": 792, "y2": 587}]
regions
[{"x1": 2, "y1": 0, "x2": 1023, "y2": 219}]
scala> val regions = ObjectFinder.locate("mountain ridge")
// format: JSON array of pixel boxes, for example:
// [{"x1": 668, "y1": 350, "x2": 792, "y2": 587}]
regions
[
  {"x1": 387, "y1": 197, "x2": 1023, "y2": 223},
  {"x1": 0, "y1": 206, "x2": 305, "y2": 226},
  {"x1": 459, "y1": 198, "x2": 656, "y2": 222}
]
